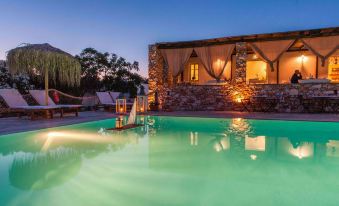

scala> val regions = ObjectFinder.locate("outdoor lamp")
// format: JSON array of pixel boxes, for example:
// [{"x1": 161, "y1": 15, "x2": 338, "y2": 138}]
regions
[
  {"x1": 137, "y1": 95, "x2": 148, "y2": 113},
  {"x1": 116, "y1": 98, "x2": 126, "y2": 114}
]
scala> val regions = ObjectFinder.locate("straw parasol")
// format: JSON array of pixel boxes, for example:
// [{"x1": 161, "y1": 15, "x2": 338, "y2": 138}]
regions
[{"x1": 6, "y1": 43, "x2": 81, "y2": 105}]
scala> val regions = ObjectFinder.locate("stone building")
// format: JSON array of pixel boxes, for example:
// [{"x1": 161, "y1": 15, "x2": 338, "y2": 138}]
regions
[{"x1": 148, "y1": 27, "x2": 339, "y2": 112}]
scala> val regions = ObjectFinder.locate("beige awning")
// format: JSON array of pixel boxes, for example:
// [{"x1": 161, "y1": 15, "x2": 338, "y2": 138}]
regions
[
  {"x1": 249, "y1": 40, "x2": 295, "y2": 71},
  {"x1": 301, "y1": 36, "x2": 339, "y2": 66},
  {"x1": 194, "y1": 44, "x2": 235, "y2": 80},
  {"x1": 160, "y1": 48, "x2": 193, "y2": 77}
]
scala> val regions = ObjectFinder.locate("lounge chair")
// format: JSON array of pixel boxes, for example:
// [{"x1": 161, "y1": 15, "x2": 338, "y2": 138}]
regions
[
  {"x1": 0, "y1": 89, "x2": 61, "y2": 120},
  {"x1": 109, "y1": 92, "x2": 120, "y2": 101},
  {"x1": 29, "y1": 90, "x2": 81, "y2": 117},
  {"x1": 96, "y1": 92, "x2": 116, "y2": 112}
]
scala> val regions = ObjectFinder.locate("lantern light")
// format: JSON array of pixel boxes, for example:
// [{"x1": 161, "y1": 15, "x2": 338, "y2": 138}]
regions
[
  {"x1": 136, "y1": 95, "x2": 148, "y2": 113},
  {"x1": 116, "y1": 98, "x2": 126, "y2": 114}
]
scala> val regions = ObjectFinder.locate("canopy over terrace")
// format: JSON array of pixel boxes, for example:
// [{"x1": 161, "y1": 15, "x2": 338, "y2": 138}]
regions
[{"x1": 154, "y1": 27, "x2": 339, "y2": 85}]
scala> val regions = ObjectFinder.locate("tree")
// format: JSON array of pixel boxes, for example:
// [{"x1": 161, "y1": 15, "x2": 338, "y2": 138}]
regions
[
  {"x1": 0, "y1": 66, "x2": 12, "y2": 89},
  {"x1": 0, "y1": 64, "x2": 35, "y2": 92},
  {"x1": 76, "y1": 48, "x2": 103, "y2": 93},
  {"x1": 76, "y1": 48, "x2": 146, "y2": 96}
]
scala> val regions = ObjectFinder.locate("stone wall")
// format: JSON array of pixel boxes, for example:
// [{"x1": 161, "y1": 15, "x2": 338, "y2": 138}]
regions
[
  {"x1": 162, "y1": 83, "x2": 339, "y2": 112},
  {"x1": 234, "y1": 42, "x2": 247, "y2": 84},
  {"x1": 148, "y1": 44, "x2": 168, "y2": 109}
]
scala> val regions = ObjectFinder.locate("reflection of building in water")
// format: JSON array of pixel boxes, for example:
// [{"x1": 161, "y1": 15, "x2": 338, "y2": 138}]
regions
[
  {"x1": 213, "y1": 136, "x2": 230, "y2": 152},
  {"x1": 244, "y1": 135, "x2": 266, "y2": 161},
  {"x1": 245, "y1": 135, "x2": 266, "y2": 151},
  {"x1": 146, "y1": 116, "x2": 157, "y2": 137},
  {"x1": 326, "y1": 140, "x2": 339, "y2": 157},
  {"x1": 289, "y1": 143, "x2": 314, "y2": 159},
  {"x1": 190, "y1": 132, "x2": 198, "y2": 146},
  {"x1": 278, "y1": 138, "x2": 314, "y2": 160},
  {"x1": 228, "y1": 118, "x2": 252, "y2": 138}
]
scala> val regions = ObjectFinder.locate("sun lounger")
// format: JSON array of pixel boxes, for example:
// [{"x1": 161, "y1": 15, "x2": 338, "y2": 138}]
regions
[
  {"x1": 0, "y1": 89, "x2": 61, "y2": 120},
  {"x1": 109, "y1": 92, "x2": 120, "y2": 101},
  {"x1": 96, "y1": 92, "x2": 116, "y2": 112},
  {"x1": 29, "y1": 90, "x2": 81, "y2": 117}
]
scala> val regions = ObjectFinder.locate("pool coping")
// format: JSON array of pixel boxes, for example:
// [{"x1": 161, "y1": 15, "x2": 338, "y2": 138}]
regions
[
  {"x1": 149, "y1": 111, "x2": 339, "y2": 123},
  {"x1": 0, "y1": 111, "x2": 337, "y2": 136}
]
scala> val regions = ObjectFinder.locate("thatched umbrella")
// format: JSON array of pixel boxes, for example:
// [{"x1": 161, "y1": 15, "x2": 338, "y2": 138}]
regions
[{"x1": 7, "y1": 43, "x2": 81, "y2": 105}]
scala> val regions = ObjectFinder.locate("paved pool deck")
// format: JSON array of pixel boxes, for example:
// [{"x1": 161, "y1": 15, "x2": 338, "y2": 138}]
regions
[{"x1": 0, "y1": 111, "x2": 337, "y2": 135}]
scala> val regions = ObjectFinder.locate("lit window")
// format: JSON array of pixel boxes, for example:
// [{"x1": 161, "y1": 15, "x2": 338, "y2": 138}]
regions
[
  {"x1": 190, "y1": 64, "x2": 199, "y2": 81},
  {"x1": 328, "y1": 56, "x2": 339, "y2": 83},
  {"x1": 246, "y1": 60, "x2": 267, "y2": 84}
]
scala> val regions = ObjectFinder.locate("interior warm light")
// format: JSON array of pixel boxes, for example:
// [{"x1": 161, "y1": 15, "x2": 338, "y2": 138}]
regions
[
  {"x1": 253, "y1": 54, "x2": 258, "y2": 59},
  {"x1": 297, "y1": 54, "x2": 308, "y2": 63},
  {"x1": 213, "y1": 58, "x2": 226, "y2": 74}
]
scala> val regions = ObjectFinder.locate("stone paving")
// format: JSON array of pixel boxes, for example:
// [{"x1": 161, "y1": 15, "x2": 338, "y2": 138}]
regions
[
  {"x1": 0, "y1": 111, "x2": 337, "y2": 135},
  {"x1": 0, "y1": 111, "x2": 117, "y2": 135}
]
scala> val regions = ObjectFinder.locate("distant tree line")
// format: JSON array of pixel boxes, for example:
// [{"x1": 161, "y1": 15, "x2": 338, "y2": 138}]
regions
[{"x1": 0, "y1": 48, "x2": 147, "y2": 97}]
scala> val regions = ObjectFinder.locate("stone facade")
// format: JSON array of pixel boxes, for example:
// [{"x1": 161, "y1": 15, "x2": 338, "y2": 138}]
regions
[
  {"x1": 148, "y1": 43, "x2": 339, "y2": 113},
  {"x1": 160, "y1": 83, "x2": 339, "y2": 112},
  {"x1": 234, "y1": 42, "x2": 247, "y2": 84},
  {"x1": 148, "y1": 44, "x2": 167, "y2": 110}
]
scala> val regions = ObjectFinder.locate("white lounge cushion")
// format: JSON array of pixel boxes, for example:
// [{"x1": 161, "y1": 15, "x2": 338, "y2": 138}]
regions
[
  {"x1": 0, "y1": 89, "x2": 29, "y2": 107},
  {"x1": 96, "y1": 92, "x2": 114, "y2": 105},
  {"x1": 109, "y1": 92, "x2": 120, "y2": 101},
  {"x1": 13, "y1": 105, "x2": 60, "y2": 110},
  {"x1": 29, "y1": 90, "x2": 56, "y2": 106}
]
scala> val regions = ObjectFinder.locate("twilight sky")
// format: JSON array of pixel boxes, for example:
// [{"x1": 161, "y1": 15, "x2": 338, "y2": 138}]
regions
[{"x1": 0, "y1": 0, "x2": 339, "y2": 77}]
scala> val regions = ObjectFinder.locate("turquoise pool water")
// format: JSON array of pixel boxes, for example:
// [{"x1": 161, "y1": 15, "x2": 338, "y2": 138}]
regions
[{"x1": 0, "y1": 116, "x2": 338, "y2": 206}]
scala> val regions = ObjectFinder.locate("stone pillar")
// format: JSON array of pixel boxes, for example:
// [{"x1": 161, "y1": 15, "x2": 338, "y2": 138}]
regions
[
  {"x1": 234, "y1": 42, "x2": 247, "y2": 84},
  {"x1": 148, "y1": 44, "x2": 167, "y2": 110}
]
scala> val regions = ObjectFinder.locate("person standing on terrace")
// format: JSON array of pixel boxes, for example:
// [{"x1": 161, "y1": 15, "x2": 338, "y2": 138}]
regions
[{"x1": 291, "y1": 70, "x2": 303, "y2": 84}]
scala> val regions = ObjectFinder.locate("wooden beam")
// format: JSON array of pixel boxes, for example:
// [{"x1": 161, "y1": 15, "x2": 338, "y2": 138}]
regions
[
  {"x1": 276, "y1": 60, "x2": 280, "y2": 84},
  {"x1": 316, "y1": 56, "x2": 319, "y2": 78},
  {"x1": 157, "y1": 27, "x2": 339, "y2": 49}
]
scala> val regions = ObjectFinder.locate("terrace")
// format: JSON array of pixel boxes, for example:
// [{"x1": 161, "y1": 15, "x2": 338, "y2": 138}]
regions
[{"x1": 149, "y1": 27, "x2": 339, "y2": 113}]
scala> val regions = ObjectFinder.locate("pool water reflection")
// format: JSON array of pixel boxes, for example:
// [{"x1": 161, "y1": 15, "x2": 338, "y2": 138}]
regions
[{"x1": 0, "y1": 116, "x2": 338, "y2": 205}]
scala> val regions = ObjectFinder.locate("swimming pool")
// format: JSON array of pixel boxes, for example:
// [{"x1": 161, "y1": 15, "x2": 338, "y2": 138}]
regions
[{"x1": 0, "y1": 116, "x2": 338, "y2": 206}]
